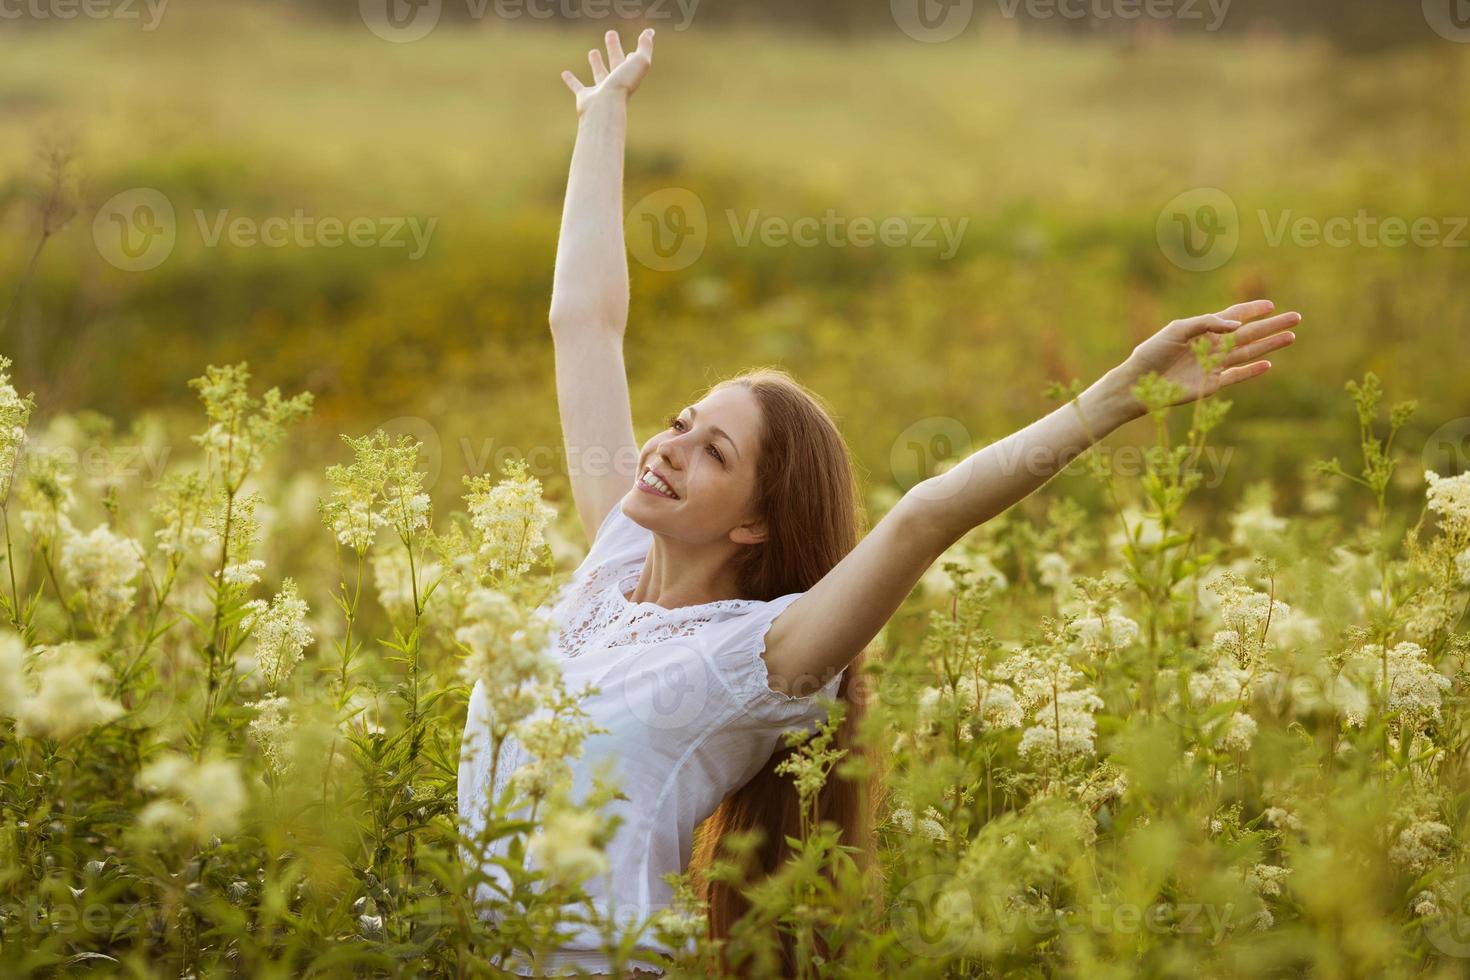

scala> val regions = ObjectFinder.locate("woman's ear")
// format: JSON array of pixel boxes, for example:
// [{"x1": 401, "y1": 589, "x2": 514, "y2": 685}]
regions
[{"x1": 729, "y1": 517, "x2": 768, "y2": 547}]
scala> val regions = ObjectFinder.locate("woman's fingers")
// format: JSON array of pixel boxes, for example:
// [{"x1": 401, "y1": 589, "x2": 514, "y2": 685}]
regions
[
  {"x1": 604, "y1": 29, "x2": 625, "y2": 68},
  {"x1": 1219, "y1": 360, "x2": 1273, "y2": 388},
  {"x1": 1171, "y1": 313, "x2": 1241, "y2": 340},
  {"x1": 1217, "y1": 299, "x2": 1276, "y2": 324},
  {"x1": 1224, "y1": 328, "x2": 1296, "y2": 367},
  {"x1": 635, "y1": 27, "x2": 655, "y2": 62},
  {"x1": 1230, "y1": 310, "x2": 1302, "y2": 348},
  {"x1": 560, "y1": 70, "x2": 586, "y2": 95},
  {"x1": 588, "y1": 48, "x2": 608, "y2": 84}
]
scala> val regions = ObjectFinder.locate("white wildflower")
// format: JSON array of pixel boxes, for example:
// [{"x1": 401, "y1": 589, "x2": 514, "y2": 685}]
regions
[
  {"x1": 223, "y1": 560, "x2": 266, "y2": 586},
  {"x1": 916, "y1": 676, "x2": 1024, "y2": 740},
  {"x1": 7, "y1": 641, "x2": 123, "y2": 740},
  {"x1": 528, "y1": 808, "x2": 609, "y2": 886},
  {"x1": 1388, "y1": 819, "x2": 1452, "y2": 876},
  {"x1": 241, "y1": 578, "x2": 313, "y2": 692},
  {"x1": 1037, "y1": 552, "x2": 1071, "y2": 593},
  {"x1": 1412, "y1": 890, "x2": 1440, "y2": 918},
  {"x1": 1190, "y1": 661, "x2": 1252, "y2": 705},
  {"x1": 247, "y1": 695, "x2": 295, "y2": 776},
  {"x1": 1245, "y1": 863, "x2": 1292, "y2": 898},
  {"x1": 1017, "y1": 687, "x2": 1105, "y2": 766},
  {"x1": 1069, "y1": 609, "x2": 1139, "y2": 656},
  {"x1": 1425, "y1": 470, "x2": 1470, "y2": 530},
  {"x1": 0, "y1": 356, "x2": 34, "y2": 500},
  {"x1": 136, "y1": 752, "x2": 247, "y2": 841},
  {"x1": 1223, "y1": 712, "x2": 1257, "y2": 753},
  {"x1": 455, "y1": 588, "x2": 558, "y2": 728},
  {"x1": 1230, "y1": 496, "x2": 1288, "y2": 548},
  {"x1": 890, "y1": 805, "x2": 949, "y2": 841},
  {"x1": 1346, "y1": 642, "x2": 1452, "y2": 728},
  {"x1": 59, "y1": 523, "x2": 143, "y2": 633},
  {"x1": 1264, "y1": 806, "x2": 1302, "y2": 833},
  {"x1": 463, "y1": 459, "x2": 556, "y2": 581}
]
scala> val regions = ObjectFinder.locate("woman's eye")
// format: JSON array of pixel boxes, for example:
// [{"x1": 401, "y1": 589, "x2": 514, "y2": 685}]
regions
[
  {"x1": 668, "y1": 415, "x2": 685, "y2": 432},
  {"x1": 707, "y1": 446, "x2": 724, "y2": 463}
]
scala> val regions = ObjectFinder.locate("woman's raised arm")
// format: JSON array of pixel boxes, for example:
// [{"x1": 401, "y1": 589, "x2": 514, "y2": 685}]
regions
[
  {"x1": 761, "y1": 300, "x2": 1302, "y2": 696},
  {"x1": 549, "y1": 29, "x2": 656, "y2": 546}
]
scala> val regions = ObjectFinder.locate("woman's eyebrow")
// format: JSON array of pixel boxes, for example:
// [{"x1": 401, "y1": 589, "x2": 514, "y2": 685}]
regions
[{"x1": 685, "y1": 405, "x2": 741, "y2": 461}]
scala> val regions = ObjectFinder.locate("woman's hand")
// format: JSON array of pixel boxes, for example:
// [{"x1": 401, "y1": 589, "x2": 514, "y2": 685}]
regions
[
  {"x1": 560, "y1": 28, "x2": 656, "y2": 116},
  {"x1": 1121, "y1": 299, "x2": 1301, "y2": 411}
]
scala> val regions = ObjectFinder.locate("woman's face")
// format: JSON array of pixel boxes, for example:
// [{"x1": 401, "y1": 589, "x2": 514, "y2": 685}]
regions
[{"x1": 624, "y1": 384, "x2": 767, "y2": 547}]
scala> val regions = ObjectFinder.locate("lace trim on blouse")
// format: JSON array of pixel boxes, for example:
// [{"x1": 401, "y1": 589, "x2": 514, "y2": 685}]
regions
[{"x1": 554, "y1": 553, "x2": 762, "y2": 660}]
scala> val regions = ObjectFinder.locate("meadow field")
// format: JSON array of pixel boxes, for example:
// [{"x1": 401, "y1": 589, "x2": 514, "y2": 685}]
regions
[{"x1": 2, "y1": 3, "x2": 1470, "y2": 976}]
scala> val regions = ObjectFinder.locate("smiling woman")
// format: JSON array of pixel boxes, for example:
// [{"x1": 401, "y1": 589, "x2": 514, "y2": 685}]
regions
[{"x1": 462, "y1": 24, "x2": 1302, "y2": 979}]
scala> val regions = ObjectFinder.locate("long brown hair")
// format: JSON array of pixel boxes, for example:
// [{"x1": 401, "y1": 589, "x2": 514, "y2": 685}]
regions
[{"x1": 687, "y1": 366, "x2": 876, "y2": 976}]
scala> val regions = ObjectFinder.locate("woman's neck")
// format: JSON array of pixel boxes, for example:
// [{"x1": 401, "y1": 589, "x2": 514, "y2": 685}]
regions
[{"x1": 625, "y1": 534, "x2": 748, "y2": 609}]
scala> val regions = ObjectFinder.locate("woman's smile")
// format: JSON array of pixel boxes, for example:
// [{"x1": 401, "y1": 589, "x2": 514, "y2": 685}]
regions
[{"x1": 637, "y1": 466, "x2": 679, "y2": 499}]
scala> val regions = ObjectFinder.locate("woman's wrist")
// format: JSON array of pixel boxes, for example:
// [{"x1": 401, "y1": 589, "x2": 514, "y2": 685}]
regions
[
  {"x1": 576, "y1": 90, "x2": 630, "y2": 122},
  {"x1": 1077, "y1": 366, "x2": 1144, "y2": 435}
]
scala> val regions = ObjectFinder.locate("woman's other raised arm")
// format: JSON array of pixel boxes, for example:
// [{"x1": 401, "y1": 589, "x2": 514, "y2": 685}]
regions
[
  {"x1": 761, "y1": 300, "x2": 1302, "y2": 695},
  {"x1": 549, "y1": 29, "x2": 656, "y2": 546}
]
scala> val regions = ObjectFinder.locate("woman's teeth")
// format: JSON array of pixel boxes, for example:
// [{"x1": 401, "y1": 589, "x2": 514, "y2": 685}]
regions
[{"x1": 640, "y1": 468, "x2": 677, "y2": 498}]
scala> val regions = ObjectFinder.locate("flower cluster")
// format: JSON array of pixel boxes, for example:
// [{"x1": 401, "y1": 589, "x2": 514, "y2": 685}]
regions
[
  {"x1": 242, "y1": 578, "x2": 313, "y2": 692},
  {"x1": 59, "y1": 523, "x2": 143, "y2": 633},
  {"x1": 0, "y1": 636, "x2": 123, "y2": 740},
  {"x1": 996, "y1": 649, "x2": 1105, "y2": 767},
  {"x1": 135, "y1": 752, "x2": 247, "y2": 842},
  {"x1": 462, "y1": 458, "x2": 556, "y2": 581},
  {"x1": 0, "y1": 355, "x2": 34, "y2": 500}
]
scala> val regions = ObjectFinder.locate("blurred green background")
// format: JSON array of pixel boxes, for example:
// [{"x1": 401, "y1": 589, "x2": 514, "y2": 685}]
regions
[{"x1": 0, "y1": 0, "x2": 1467, "y2": 526}]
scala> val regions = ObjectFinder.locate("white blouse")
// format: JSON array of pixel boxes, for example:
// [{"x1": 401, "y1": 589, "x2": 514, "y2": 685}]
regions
[{"x1": 457, "y1": 499, "x2": 845, "y2": 975}]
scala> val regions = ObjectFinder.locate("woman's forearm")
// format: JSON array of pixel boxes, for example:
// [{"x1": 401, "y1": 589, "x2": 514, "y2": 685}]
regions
[
  {"x1": 549, "y1": 97, "x2": 631, "y2": 338},
  {"x1": 910, "y1": 367, "x2": 1143, "y2": 546}
]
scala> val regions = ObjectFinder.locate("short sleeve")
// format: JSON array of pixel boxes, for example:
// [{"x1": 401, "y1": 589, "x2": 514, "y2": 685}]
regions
[{"x1": 716, "y1": 592, "x2": 846, "y2": 728}]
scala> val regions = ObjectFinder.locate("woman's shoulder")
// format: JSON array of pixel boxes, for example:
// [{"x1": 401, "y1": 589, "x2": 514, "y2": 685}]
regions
[{"x1": 706, "y1": 590, "x2": 844, "y2": 728}]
